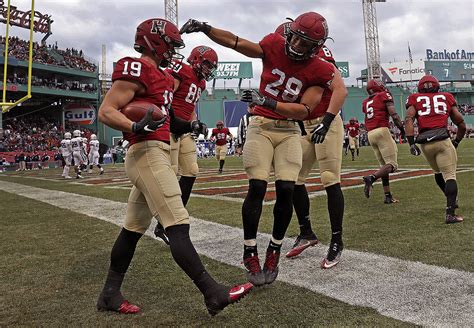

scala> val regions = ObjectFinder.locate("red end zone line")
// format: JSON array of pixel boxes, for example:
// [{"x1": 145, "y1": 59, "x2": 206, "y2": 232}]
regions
[{"x1": 192, "y1": 169, "x2": 434, "y2": 201}]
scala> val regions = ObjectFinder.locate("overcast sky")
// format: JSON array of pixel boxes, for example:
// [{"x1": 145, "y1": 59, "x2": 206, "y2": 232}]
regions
[{"x1": 5, "y1": 0, "x2": 474, "y2": 86}]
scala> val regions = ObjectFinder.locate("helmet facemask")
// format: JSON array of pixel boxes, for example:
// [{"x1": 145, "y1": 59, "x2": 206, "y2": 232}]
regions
[{"x1": 285, "y1": 30, "x2": 324, "y2": 61}]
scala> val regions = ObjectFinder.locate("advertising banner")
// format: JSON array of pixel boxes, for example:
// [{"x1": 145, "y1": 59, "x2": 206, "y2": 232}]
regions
[{"x1": 64, "y1": 103, "x2": 96, "y2": 125}]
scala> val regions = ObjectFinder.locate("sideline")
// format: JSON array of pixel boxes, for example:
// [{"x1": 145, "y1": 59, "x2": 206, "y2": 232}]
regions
[{"x1": 1, "y1": 180, "x2": 472, "y2": 327}]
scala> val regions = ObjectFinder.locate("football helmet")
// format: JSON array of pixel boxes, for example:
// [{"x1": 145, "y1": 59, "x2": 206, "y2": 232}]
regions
[
  {"x1": 275, "y1": 22, "x2": 291, "y2": 37},
  {"x1": 418, "y1": 75, "x2": 440, "y2": 93},
  {"x1": 90, "y1": 134, "x2": 97, "y2": 140},
  {"x1": 64, "y1": 132, "x2": 71, "y2": 139},
  {"x1": 187, "y1": 46, "x2": 218, "y2": 81},
  {"x1": 366, "y1": 79, "x2": 387, "y2": 96},
  {"x1": 286, "y1": 12, "x2": 329, "y2": 60},
  {"x1": 73, "y1": 130, "x2": 81, "y2": 137},
  {"x1": 349, "y1": 117, "x2": 357, "y2": 124},
  {"x1": 216, "y1": 120, "x2": 224, "y2": 128},
  {"x1": 134, "y1": 18, "x2": 185, "y2": 68}
]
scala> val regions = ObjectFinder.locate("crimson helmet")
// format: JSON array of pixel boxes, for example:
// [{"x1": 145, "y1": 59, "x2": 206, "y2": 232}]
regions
[
  {"x1": 134, "y1": 18, "x2": 185, "y2": 68},
  {"x1": 286, "y1": 12, "x2": 329, "y2": 60},
  {"x1": 216, "y1": 120, "x2": 224, "y2": 128},
  {"x1": 275, "y1": 22, "x2": 291, "y2": 37},
  {"x1": 187, "y1": 46, "x2": 218, "y2": 81},
  {"x1": 366, "y1": 79, "x2": 387, "y2": 96},
  {"x1": 350, "y1": 117, "x2": 357, "y2": 123},
  {"x1": 417, "y1": 75, "x2": 440, "y2": 93}
]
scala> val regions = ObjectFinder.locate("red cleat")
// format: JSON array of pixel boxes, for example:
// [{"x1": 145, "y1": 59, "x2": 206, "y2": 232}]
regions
[
  {"x1": 117, "y1": 300, "x2": 141, "y2": 314},
  {"x1": 97, "y1": 292, "x2": 141, "y2": 314}
]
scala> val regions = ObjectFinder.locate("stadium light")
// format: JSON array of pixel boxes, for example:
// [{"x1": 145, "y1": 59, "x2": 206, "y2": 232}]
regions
[{"x1": 1, "y1": 0, "x2": 35, "y2": 113}]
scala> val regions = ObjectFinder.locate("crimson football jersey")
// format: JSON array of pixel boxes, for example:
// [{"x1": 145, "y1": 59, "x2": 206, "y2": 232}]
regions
[
  {"x1": 346, "y1": 122, "x2": 360, "y2": 137},
  {"x1": 166, "y1": 61, "x2": 206, "y2": 121},
  {"x1": 253, "y1": 33, "x2": 335, "y2": 120},
  {"x1": 211, "y1": 127, "x2": 230, "y2": 146},
  {"x1": 112, "y1": 57, "x2": 174, "y2": 145},
  {"x1": 318, "y1": 45, "x2": 336, "y2": 65},
  {"x1": 406, "y1": 92, "x2": 457, "y2": 132},
  {"x1": 362, "y1": 91, "x2": 394, "y2": 132}
]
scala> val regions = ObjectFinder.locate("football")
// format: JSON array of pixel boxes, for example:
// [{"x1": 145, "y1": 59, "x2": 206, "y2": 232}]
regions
[{"x1": 120, "y1": 101, "x2": 166, "y2": 122}]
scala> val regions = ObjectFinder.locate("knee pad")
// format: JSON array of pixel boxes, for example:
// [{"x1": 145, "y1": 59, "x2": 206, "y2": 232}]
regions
[
  {"x1": 275, "y1": 180, "x2": 295, "y2": 197},
  {"x1": 321, "y1": 170, "x2": 339, "y2": 188},
  {"x1": 248, "y1": 179, "x2": 267, "y2": 199}
]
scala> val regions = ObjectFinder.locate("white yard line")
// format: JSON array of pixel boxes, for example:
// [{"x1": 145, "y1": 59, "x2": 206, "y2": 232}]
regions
[{"x1": 1, "y1": 180, "x2": 472, "y2": 327}]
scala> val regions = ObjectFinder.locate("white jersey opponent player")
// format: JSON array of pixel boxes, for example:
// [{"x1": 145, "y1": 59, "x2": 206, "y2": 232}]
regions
[
  {"x1": 60, "y1": 132, "x2": 73, "y2": 179},
  {"x1": 88, "y1": 134, "x2": 104, "y2": 174},
  {"x1": 81, "y1": 134, "x2": 89, "y2": 169},
  {"x1": 71, "y1": 130, "x2": 85, "y2": 179}
]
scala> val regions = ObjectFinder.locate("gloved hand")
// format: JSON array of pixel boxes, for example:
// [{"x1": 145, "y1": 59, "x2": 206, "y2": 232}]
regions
[
  {"x1": 191, "y1": 120, "x2": 208, "y2": 137},
  {"x1": 132, "y1": 108, "x2": 166, "y2": 134},
  {"x1": 311, "y1": 112, "x2": 335, "y2": 144},
  {"x1": 451, "y1": 138, "x2": 461, "y2": 148},
  {"x1": 241, "y1": 89, "x2": 277, "y2": 110},
  {"x1": 410, "y1": 144, "x2": 421, "y2": 156},
  {"x1": 180, "y1": 19, "x2": 212, "y2": 34}
]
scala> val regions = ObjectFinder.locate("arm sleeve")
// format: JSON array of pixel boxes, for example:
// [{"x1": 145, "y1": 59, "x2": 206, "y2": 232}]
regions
[{"x1": 169, "y1": 107, "x2": 192, "y2": 135}]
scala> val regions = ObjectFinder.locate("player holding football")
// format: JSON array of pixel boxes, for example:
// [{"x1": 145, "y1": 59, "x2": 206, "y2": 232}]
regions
[
  {"x1": 362, "y1": 80, "x2": 405, "y2": 204},
  {"x1": 405, "y1": 75, "x2": 465, "y2": 224},
  {"x1": 154, "y1": 45, "x2": 217, "y2": 243},
  {"x1": 88, "y1": 134, "x2": 104, "y2": 174},
  {"x1": 96, "y1": 18, "x2": 252, "y2": 316},
  {"x1": 60, "y1": 132, "x2": 73, "y2": 179},
  {"x1": 210, "y1": 120, "x2": 233, "y2": 173},
  {"x1": 346, "y1": 118, "x2": 360, "y2": 160},
  {"x1": 181, "y1": 11, "x2": 347, "y2": 285}
]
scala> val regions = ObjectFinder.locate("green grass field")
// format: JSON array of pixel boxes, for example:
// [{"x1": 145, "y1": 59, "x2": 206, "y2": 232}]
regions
[{"x1": 1, "y1": 140, "x2": 473, "y2": 326}]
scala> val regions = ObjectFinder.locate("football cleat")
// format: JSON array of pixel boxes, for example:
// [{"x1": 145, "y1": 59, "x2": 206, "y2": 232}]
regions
[
  {"x1": 384, "y1": 195, "x2": 399, "y2": 204},
  {"x1": 218, "y1": 168, "x2": 223, "y2": 174},
  {"x1": 445, "y1": 214, "x2": 463, "y2": 224},
  {"x1": 263, "y1": 249, "x2": 280, "y2": 284},
  {"x1": 100, "y1": 169, "x2": 104, "y2": 175},
  {"x1": 97, "y1": 293, "x2": 141, "y2": 314},
  {"x1": 285, "y1": 233, "x2": 319, "y2": 258},
  {"x1": 242, "y1": 254, "x2": 265, "y2": 286},
  {"x1": 64, "y1": 175, "x2": 72, "y2": 179},
  {"x1": 154, "y1": 224, "x2": 170, "y2": 245},
  {"x1": 320, "y1": 241, "x2": 343, "y2": 269},
  {"x1": 205, "y1": 282, "x2": 253, "y2": 316},
  {"x1": 76, "y1": 174, "x2": 84, "y2": 179},
  {"x1": 363, "y1": 175, "x2": 375, "y2": 198}
]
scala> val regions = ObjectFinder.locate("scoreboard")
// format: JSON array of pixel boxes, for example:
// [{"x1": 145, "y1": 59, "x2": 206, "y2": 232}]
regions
[{"x1": 424, "y1": 61, "x2": 474, "y2": 82}]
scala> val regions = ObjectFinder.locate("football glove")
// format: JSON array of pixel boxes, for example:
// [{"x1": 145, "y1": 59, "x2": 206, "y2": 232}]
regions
[
  {"x1": 132, "y1": 108, "x2": 166, "y2": 134},
  {"x1": 191, "y1": 120, "x2": 208, "y2": 137},
  {"x1": 310, "y1": 112, "x2": 336, "y2": 144},
  {"x1": 179, "y1": 19, "x2": 212, "y2": 34},
  {"x1": 240, "y1": 89, "x2": 277, "y2": 110},
  {"x1": 451, "y1": 138, "x2": 461, "y2": 148},
  {"x1": 410, "y1": 144, "x2": 421, "y2": 156}
]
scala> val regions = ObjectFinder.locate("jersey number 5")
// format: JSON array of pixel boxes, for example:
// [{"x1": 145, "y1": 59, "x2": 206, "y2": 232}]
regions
[
  {"x1": 365, "y1": 100, "x2": 374, "y2": 119},
  {"x1": 264, "y1": 68, "x2": 303, "y2": 102}
]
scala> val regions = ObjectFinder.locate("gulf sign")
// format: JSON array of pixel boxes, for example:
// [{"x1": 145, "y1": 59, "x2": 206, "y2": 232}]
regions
[{"x1": 64, "y1": 103, "x2": 96, "y2": 125}]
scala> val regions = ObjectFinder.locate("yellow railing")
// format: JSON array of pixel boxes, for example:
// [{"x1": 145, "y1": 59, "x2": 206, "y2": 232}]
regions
[{"x1": 1, "y1": 0, "x2": 35, "y2": 113}]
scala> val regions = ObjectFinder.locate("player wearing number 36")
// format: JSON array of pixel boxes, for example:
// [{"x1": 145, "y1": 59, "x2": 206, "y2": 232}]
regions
[
  {"x1": 180, "y1": 12, "x2": 347, "y2": 286},
  {"x1": 405, "y1": 75, "x2": 466, "y2": 224},
  {"x1": 96, "y1": 18, "x2": 252, "y2": 315}
]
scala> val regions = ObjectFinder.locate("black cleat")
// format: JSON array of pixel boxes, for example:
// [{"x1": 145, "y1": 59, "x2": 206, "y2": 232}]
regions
[
  {"x1": 242, "y1": 253, "x2": 265, "y2": 286},
  {"x1": 263, "y1": 249, "x2": 280, "y2": 284},
  {"x1": 204, "y1": 283, "x2": 253, "y2": 316},
  {"x1": 321, "y1": 241, "x2": 343, "y2": 269}
]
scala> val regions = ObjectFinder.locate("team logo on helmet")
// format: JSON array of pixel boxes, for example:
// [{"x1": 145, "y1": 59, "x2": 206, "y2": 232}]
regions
[{"x1": 151, "y1": 19, "x2": 166, "y2": 34}]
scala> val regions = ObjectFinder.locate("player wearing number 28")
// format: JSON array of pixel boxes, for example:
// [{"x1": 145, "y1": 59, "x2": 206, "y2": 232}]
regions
[
  {"x1": 405, "y1": 75, "x2": 466, "y2": 224},
  {"x1": 180, "y1": 12, "x2": 347, "y2": 285},
  {"x1": 96, "y1": 18, "x2": 252, "y2": 316}
]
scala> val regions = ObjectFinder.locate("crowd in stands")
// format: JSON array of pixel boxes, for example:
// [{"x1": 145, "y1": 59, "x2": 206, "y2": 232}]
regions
[
  {"x1": 5, "y1": 72, "x2": 97, "y2": 93},
  {"x1": 459, "y1": 104, "x2": 474, "y2": 115},
  {"x1": 1, "y1": 36, "x2": 97, "y2": 72}
]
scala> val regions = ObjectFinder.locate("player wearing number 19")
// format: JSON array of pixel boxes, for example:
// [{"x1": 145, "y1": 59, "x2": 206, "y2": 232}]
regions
[
  {"x1": 362, "y1": 79, "x2": 405, "y2": 204},
  {"x1": 405, "y1": 75, "x2": 466, "y2": 224},
  {"x1": 97, "y1": 18, "x2": 252, "y2": 316},
  {"x1": 180, "y1": 12, "x2": 347, "y2": 286}
]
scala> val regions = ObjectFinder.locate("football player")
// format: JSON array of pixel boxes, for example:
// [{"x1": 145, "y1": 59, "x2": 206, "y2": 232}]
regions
[
  {"x1": 88, "y1": 134, "x2": 104, "y2": 174},
  {"x1": 71, "y1": 130, "x2": 84, "y2": 179},
  {"x1": 96, "y1": 18, "x2": 252, "y2": 315},
  {"x1": 181, "y1": 12, "x2": 347, "y2": 285},
  {"x1": 274, "y1": 23, "x2": 345, "y2": 268},
  {"x1": 81, "y1": 133, "x2": 89, "y2": 170},
  {"x1": 60, "y1": 132, "x2": 73, "y2": 179},
  {"x1": 405, "y1": 75, "x2": 465, "y2": 224},
  {"x1": 154, "y1": 45, "x2": 216, "y2": 243},
  {"x1": 210, "y1": 120, "x2": 232, "y2": 173},
  {"x1": 346, "y1": 118, "x2": 360, "y2": 160},
  {"x1": 362, "y1": 80, "x2": 405, "y2": 204}
]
